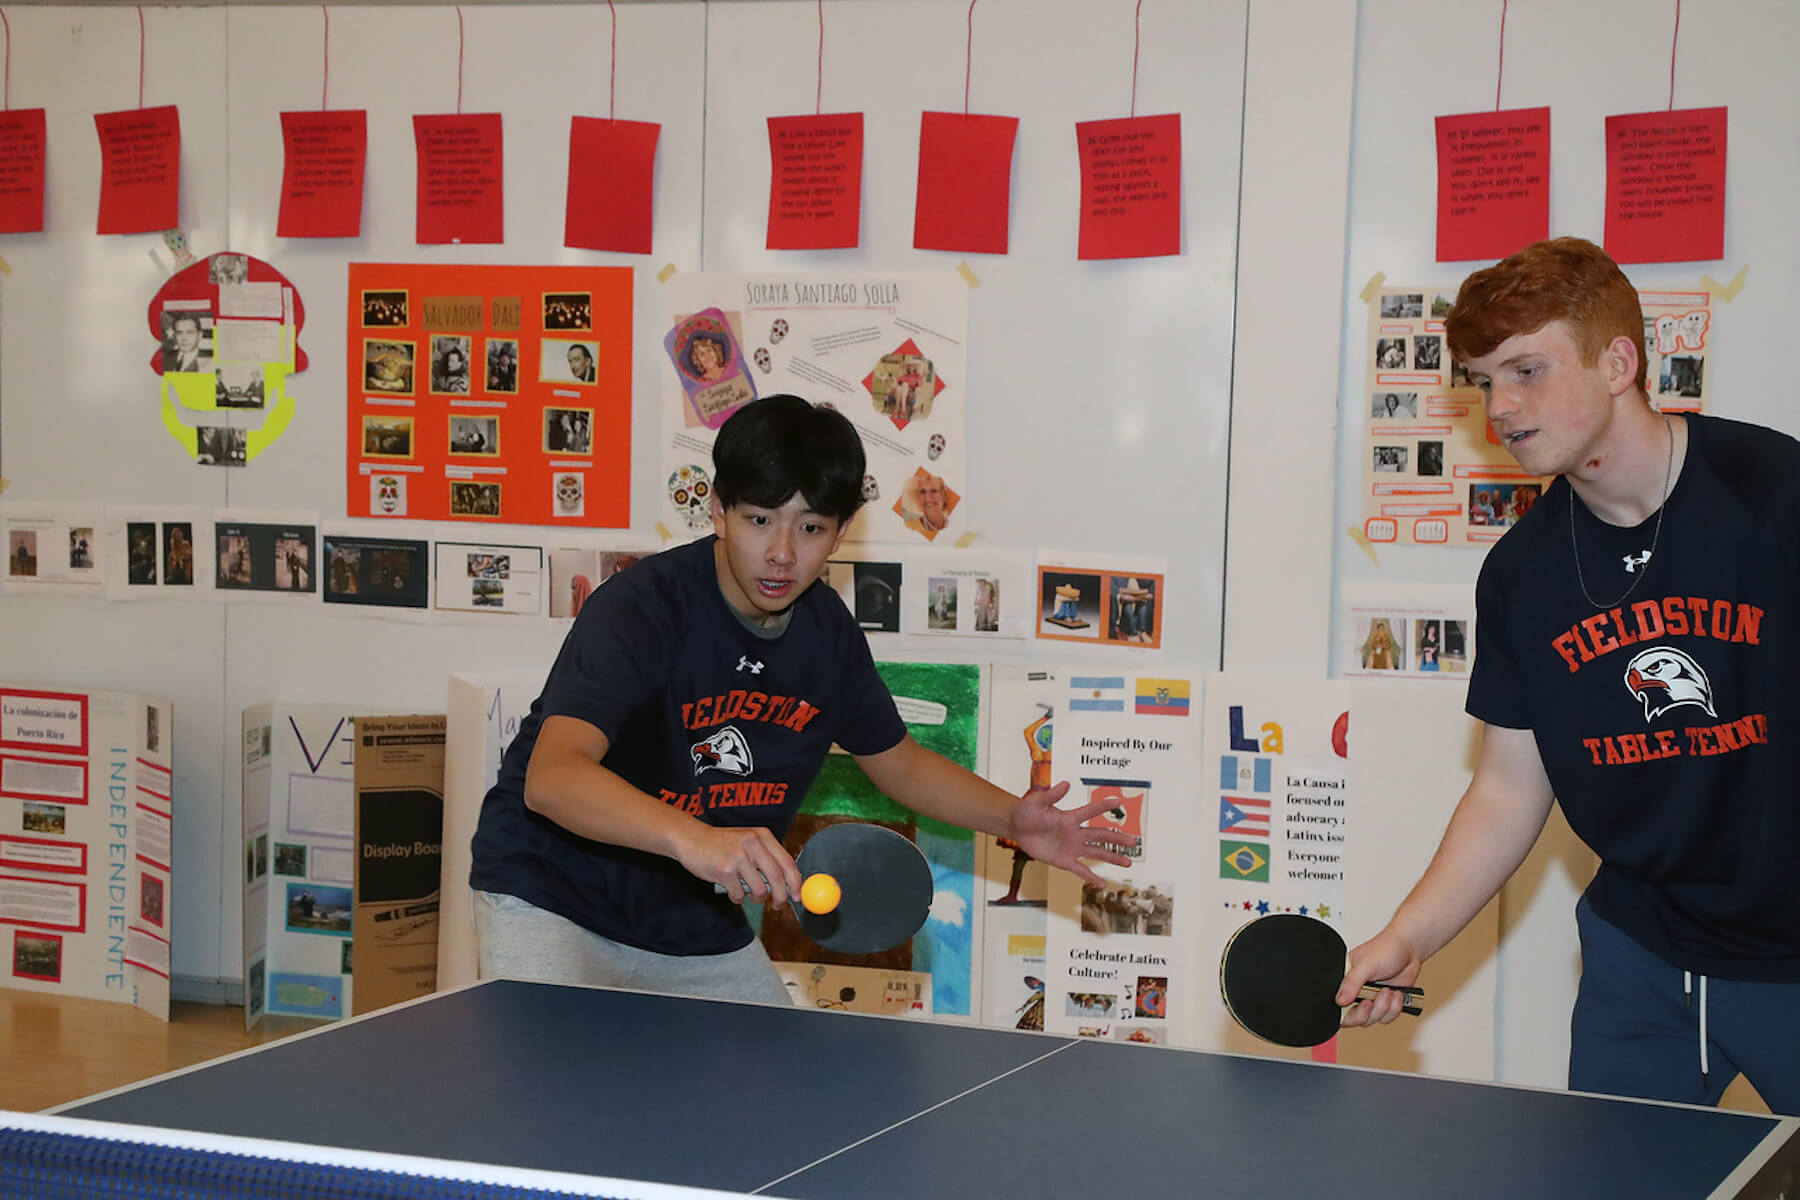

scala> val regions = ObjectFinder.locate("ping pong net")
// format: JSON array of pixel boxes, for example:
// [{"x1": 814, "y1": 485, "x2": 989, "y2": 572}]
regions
[{"x1": 0, "y1": 1111, "x2": 763, "y2": 1200}]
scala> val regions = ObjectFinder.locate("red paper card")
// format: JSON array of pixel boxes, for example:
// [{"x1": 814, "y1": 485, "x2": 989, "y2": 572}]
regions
[
  {"x1": 914, "y1": 112, "x2": 1018, "y2": 255},
  {"x1": 1604, "y1": 107, "x2": 1728, "y2": 264},
  {"x1": 413, "y1": 113, "x2": 504, "y2": 245},
  {"x1": 766, "y1": 113, "x2": 864, "y2": 250},
  {"x1": 565, "y1": 117, "x2": 661, "y2": 254},
  {"x1": 1075, "y1": 114, "x2": 1180, "y2": 260},
  {"x1": 94, "y1": 106, "x2": 181, "y2": 235},
  {"x1": 0, "y1": 109, "x2": 48, "y2": 234},
  {"x1": 1435, "y1": 107, "x2": 1550, "y2": 262},
  {"x1": 278, "y1": 111, "x2": 368, "y2": 238}
]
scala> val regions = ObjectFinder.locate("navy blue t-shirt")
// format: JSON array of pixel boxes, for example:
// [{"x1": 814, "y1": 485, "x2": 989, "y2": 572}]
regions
[
  {"x1": 1469, "y1": 414, "x2": 1800, "y2": 980},
  {"x1": 469, "y1": 536, "x2": 907, "y2": 955}
]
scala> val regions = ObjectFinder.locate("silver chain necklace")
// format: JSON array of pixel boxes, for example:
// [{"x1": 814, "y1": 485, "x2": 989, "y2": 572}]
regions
[{"x1": 1570, "y1": 410, "x2": 1673, "y2": 610}]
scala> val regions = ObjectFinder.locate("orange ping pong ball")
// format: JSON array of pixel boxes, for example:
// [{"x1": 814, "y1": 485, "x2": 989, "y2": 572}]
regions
[{"x1": 800, "y1": 872, "x2": 842, "y2": 915}]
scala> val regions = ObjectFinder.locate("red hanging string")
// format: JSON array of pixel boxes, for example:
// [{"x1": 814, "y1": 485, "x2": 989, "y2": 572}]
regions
[
  {"x1": 815, "y1": 0, "x2": 823, "y2": 116},
  {"x1": 607, "y1": 0, "x2": 617, "y2": 121},
  {"x1": 963, "y1": 0, "x2": 976, "y2": 115},
  {"x1": 1129, "y1": 0, "x2": 1142, "y2": 118},
  {"x1": 137, "y1": 5, "x2": 145, "y2": 109},
  {"x1": 1667, "y1": 0, "x2": 1681, "y2": 110},
  {"x1": 320, "y1": 6, "x2": 330, "y2": 110},
  {"x1": 1, "y1": 7, "x2": 11, "y2": 111},
  {"x1": 455, "y1": 6, "x2": 465, "y2": 115},
  {"x1": 1494, "y1": 0, "x2": 1508, "y2": 110}
]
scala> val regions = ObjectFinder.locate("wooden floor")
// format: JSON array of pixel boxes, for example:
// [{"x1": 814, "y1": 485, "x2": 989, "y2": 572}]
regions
[{"x1": 0, "y1": 990, "x2": 318, "y2": 1113}]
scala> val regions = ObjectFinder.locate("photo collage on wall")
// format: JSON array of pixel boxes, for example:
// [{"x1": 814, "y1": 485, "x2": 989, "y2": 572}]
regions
[{"x1": 346, "y1": 264, "x2": 633, "y2": 528}]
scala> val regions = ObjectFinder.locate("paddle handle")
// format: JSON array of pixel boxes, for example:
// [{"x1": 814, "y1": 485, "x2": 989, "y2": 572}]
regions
[{"x1": 1356, "y1": 981, "x2": 1425, "y2": 1017}]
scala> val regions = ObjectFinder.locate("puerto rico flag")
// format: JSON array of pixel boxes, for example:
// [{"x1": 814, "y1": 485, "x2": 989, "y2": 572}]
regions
[{"x1": 1219, "y1": 794, "x2": 1270, "y2": 837}]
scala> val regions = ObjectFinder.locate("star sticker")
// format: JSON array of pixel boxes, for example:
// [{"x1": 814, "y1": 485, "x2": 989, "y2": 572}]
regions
[
  {"x1": 1255, "y1": 900, "x2": 1270, "y2": 915},
  {"x1": 1298, "y1": 905, "x2": 1309, "y2": 916},
  {"x1": 1316, "y1": 903, "x2": 1332, "y2": 918},
  {"x1": 1242, "y1": 901, "x2": 1253, "y2": 911}
]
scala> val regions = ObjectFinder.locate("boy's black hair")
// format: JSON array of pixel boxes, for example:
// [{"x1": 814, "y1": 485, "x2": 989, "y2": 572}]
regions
[{"x1": 711, "y1": 394, "x2": 866, "y2": 522}]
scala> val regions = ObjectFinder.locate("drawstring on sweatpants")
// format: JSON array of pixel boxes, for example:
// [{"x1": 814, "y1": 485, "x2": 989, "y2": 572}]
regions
[{"x1": 1683, "y1": 970, "x2": 1710, "y2": 1090}]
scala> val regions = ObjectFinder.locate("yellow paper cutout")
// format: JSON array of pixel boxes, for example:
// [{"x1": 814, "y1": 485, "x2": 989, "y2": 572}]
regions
[
  {"x1": 656, "y1": 263, "x2": 678, "y2": 284},
  {"x1": 956, "y1": 262, "x2": 981, "y2": 289},
  {"x1": 0, "y1": 256, "x2": 11, "y2": 276},
  {"x1": 1699, "y1": 265, "x2": 1747, "y2": 302},
  {"x1": 1346, "y1": 524, "x2": 1379, "y2": 565},
  {"x1": 1358, "y1": 272, "x2": 1387, "y2": 304},
  {"x1": 954, "y1": 530, "x2": 981, "y2": 548},
  {"x1": 654, "y1": 522, "x2": 673, "y2": 541}
]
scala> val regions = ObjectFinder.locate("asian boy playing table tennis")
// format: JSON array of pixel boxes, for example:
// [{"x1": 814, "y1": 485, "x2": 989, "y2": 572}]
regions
[
  {"x1": 471, "y1": 394, "x2": 1135, "y2": 1004},
  {"x1": 1337, "y1": 238, "x2": 1800, "y2": 1114}
]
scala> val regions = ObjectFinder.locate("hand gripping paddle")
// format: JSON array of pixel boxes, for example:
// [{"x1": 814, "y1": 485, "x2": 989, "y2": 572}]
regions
[
  {"x1": 1219, "y1": 913, "x2": 1424, "y2": 1047},
  {"x1": 719, "y1": 823, "x2": 933, "y2": 955}
]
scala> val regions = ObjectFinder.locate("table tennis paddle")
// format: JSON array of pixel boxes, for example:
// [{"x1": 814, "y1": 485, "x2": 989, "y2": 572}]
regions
[
  {"x1": 1219, "y1": 913, "x2": 1423, "y2": 1047},
  {"x1": 717, "y1": 823, "x2": 933, "y2": 955}
]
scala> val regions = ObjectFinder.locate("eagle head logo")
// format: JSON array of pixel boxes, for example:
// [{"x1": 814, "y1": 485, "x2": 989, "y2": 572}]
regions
[
  {"x1": 690, "y1": 725, "x2": 753, "y2": 777},
  {"x1": 1624, "y1": 646, "x2": 1717, "y2": 722}
]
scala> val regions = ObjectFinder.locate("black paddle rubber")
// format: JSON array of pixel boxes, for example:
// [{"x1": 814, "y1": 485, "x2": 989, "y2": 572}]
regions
[
  {"x1": 1219, "y1": 913, "x2": 1424, "y2": 1047},
  {"x1": 793, "y1": 823, "x2": 933, "y2": 955}
]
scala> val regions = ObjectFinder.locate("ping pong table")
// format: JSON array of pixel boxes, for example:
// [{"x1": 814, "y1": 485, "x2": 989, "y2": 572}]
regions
[{"x1": 6, "y1": 979, "x2": 1797, "y2": 1198}]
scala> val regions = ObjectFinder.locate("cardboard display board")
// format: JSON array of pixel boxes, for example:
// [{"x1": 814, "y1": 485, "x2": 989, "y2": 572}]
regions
[{"x1": 351, "y1": 714, "x2": 446, "y2": 1016}]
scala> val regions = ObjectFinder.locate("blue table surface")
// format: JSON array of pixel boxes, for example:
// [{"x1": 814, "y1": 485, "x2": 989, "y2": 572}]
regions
[{"x1": 61, "y1": 980, "x2": 1791, "y2": 1199}]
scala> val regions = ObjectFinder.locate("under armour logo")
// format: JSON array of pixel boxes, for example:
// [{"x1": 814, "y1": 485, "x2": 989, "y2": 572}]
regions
[
  {"x1": 1622, "y1": 550, "x2": 1653, "y2": 574},
  {"x1": 736, "y1": 656, "x2": 764, "y2": 674}
]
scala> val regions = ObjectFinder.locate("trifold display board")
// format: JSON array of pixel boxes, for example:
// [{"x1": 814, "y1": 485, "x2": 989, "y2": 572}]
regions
[
  {"x1": 0, "y1": 0, "x2": 1244, "y2": 996},
  {"x1": 0, "y1": 682, "x2": 174, "y2": 1019}
]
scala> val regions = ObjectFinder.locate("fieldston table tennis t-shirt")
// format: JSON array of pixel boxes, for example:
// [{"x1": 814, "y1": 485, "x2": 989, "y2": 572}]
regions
[
  {"x1": 471, "y1": 536, "x2": 906, "y2": 956},
  {"x1": 1468, "y1": 414, "x2": 1800, "y2": 981}
]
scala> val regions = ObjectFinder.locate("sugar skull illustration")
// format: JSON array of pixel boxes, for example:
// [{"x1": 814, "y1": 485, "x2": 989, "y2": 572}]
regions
[{"x1": 668, "y1": 464, "x2": 713, "y2": 531}]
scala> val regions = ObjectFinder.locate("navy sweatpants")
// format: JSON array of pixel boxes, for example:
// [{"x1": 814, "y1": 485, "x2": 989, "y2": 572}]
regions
[{"x1": 1570, "y1": 895, "x2": 1800, "y2": 1116}]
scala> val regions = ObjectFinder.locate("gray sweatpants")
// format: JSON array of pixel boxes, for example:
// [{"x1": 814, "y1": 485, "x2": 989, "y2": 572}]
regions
[{"x1": 473, "y1": 890, "x2": 794, "y2": 1006}]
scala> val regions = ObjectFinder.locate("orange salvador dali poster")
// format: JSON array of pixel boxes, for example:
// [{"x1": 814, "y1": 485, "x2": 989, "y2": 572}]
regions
[{"x1": 346, "y1": 263, "x2": 632, "y2": 527}]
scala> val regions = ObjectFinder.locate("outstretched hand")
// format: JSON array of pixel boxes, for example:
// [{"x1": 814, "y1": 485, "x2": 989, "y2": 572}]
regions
[
  {"x1": 1007, "y1": 783, "x2": 1140, "y2": 888},
  {"x1": 1336, "y1": 928, "x2": 1423, "y2": 1028}
]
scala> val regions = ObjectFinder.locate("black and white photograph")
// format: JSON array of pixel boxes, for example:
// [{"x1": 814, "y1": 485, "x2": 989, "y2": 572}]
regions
[
  {"x1": 160, "y1": 309, "x2": 214, "y2": 372},
  {"x1": 196, "y1": 425, "x2": 247, "y2": 466},
  {"x1": 67, "y1": 528, "x2": 92, "y2": 569},
  {"x1": 430, "y1": 334, "x2": 473, "y2": 395},
  {"x1": 543, "y1": 292, "x2": 592, "y2": 330},
  {"x1": 326, "y1": 544, "x2": 362, "y2": 595},
  {"x1": 1378, "y1": 292, "x2": 1423, "y2": 319},
  {"x1": 209, "y1": 252, "x2": 248, "y2": 285},
  {"x1": 1372, "y1": 445, "x2": 1409, "y2": 473},
  {"x1": 1450, "y1": 357, "x2": 1473, "y2": 388},
  {"x1": 541, "y1": 338, "x2": 598, "y2": 386},
  {"x1": 1370, "y1": 392, "x2": 1418, "y2": 419},
  {"x1": 1660, "y1": 353, "x2": 1704, "y2": 399},
  {"x1": 1413, "y1": 333, "x2": 1442, "y2": 370},
  {"x1": 544, "y1": 407, "x2": 593, "y2": 454},
  {"x1": 473, "y1": 578, "x2": 506, "y2": 607},
  {"x1": 485, "y1": 337, "x2": 519, "y2": 393},
  {"x1": 361, "y1": 289, "x2": 408, "y2": 327},
  {"x1": 218, "y1": 533, "x2": 253, "y2": 586},
  {"x1": 1417, "y1": 440, "x2": 1445, "y2": 477},
  {"x1": 1374, "y1": 336, "x2": 1407, "y2": 370},
  {"x1": 467, "y1": 552, "x2": 510, "y2": 579},
  {"x1": 215, "y1": 361, "x2": 266, "y2": 408},
  {"x1": 8, "y1": 530, "x2": 37, "y2": 577},
  {"x1": 449, "y1": 415, "x2": 499, "y2": 455}
]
